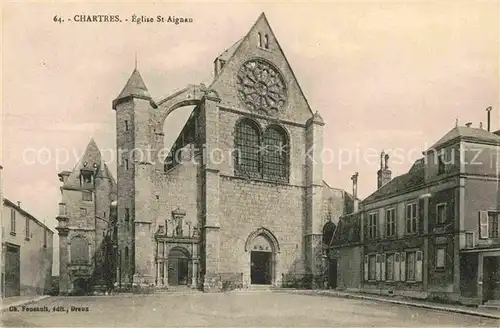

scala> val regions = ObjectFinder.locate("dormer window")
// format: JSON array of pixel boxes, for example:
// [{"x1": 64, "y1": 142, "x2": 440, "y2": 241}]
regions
[
  {"x1": 80, "y1": 162, "x2": 94, "y2": 186},
  {"x1": 438, "y1": 154, "x2": 445, "y2": 175},
  {"x1": 220, "y1": 60, "x2": 225, "y2": 70}
]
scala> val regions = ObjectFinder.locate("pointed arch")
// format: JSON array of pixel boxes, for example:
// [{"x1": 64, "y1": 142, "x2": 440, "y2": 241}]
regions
[
  {"x1": 245, "y1": 227, "x2": 280, "y2": 253},
  {"x1": 322, "y1": 221, "x2": 336, "y2": 246}
]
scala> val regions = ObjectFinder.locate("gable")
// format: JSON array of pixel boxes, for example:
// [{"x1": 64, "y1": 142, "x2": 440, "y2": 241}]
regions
[
  {"x1": 64, "y1": 139, "x2": 104, "y2": 189},
  {"x1": 210, "y1": 13, "x2": 314, "y2": 124}
]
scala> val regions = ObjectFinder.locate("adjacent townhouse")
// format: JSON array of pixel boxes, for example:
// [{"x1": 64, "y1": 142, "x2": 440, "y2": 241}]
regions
[
  {"x1": 1, "y1": 197, "x2": 54, "y2": 298},
  {"x1": 330, "y1": 124, "x2": 500, "y2": 305}
]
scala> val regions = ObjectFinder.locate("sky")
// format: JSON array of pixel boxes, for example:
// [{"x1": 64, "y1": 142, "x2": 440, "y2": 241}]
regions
[{"x1": 2, "y1": 1, "x2": 499, "y2": 275}]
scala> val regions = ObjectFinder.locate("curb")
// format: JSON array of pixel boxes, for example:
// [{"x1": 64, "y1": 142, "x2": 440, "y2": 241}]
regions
[
  {"x1": 275, "y1": 290, "x2": 500, "y2": 320},
  {"x1": 1, "y1": 295, "x2": 51, "y2": 312}
]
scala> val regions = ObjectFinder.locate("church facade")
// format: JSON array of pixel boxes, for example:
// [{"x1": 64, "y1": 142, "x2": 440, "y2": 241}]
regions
[{"x1": 113, "y1": 13, "x2": 353, "y2": 291}]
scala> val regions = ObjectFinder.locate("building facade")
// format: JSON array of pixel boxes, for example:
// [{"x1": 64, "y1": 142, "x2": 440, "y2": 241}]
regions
[
  {"x1": 1, "y1": 197, "x2": 54, "y2": 298},
  {"x1": 112, "y1": 13, "x2": 352, "y2": 291},
  {"x1": 56, "y1": 139, "x2": 118, "y2": 295},
  {"x1": 331, "y1": 125, "x2": 500, "y2": 305}
]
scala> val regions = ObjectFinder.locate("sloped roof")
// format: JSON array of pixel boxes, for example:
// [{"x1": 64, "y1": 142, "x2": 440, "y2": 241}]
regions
[
  {"x1": 409, "y1": 158, "x2": 425, "y2": 172},
  {"x1": 114, "y1": 68, "x2": 151, "y2": 104},
  {"x1": 3, "y1": 198, "x2": 54, "y2": 233},
  {"x1": 63, "y1": 138, "x2": 114, "y2": 189},
  {"x1": 426, "y1": 126, "x2": 500, "y2": 152},
  {"x1": 217, "y1": 38, "x2": 243, "y2": 62},
  {"x1": 363, "y1": 168, "x2": 425, "y2": 203}
]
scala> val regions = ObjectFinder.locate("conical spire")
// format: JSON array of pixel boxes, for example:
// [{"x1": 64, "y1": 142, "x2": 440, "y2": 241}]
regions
[{"x1": 112, "y1": 68, "x2": 151, "y2": 109}]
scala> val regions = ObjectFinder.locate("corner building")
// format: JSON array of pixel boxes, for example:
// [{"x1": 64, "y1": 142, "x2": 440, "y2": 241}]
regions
[{"x1": 113, "y1": 13, "x2": 352, "y2": 291}]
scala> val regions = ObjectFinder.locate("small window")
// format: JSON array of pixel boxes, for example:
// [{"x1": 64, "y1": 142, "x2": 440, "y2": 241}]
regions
[
  {"x1": 10, "y1": 208, "x2": 16, "y2": 234},
  {"x1": 125, "y1": 159, "x2": 129, "y2": 170},
  {"x1": 465, "y1": 232, "x2": 474, "y2": 248},
  {"x1": 257, "y1": 32, "x2": 262, "y2": 47},
  {"x1": 436, "y1": 248, "x2": 446, "y2": 269},
  {"x1": 264, "y1": 34, "x2": 269, "y2": 49},
  {"x1": 125, "y1": 208, "x2": 130, "y2": 231},
  {"x1": 80, "y1": 208, "x2": 87, "y2": 216},
  {"x1": 25, "y1": 217, "x2": 30, "y2": 240},
  {"x1": 43, "y1": 229, "x2": 47, "y2": 248},
  {"x1": 367, "y1": 212, "x2": 378, "y2": 239},
  {"x1": 385, "y1": 208, "x2": 396, "y2": 237},
  {"x1": 82, "y1": 191, "x2": 92, "y2": 201},
  {"x1": 438, "y1": 154, "x2": 445, "y2": 175},
  {"x1": 125, "y1": 120, "x2": 129, "y2": 131},
  {"x1": 406, "y1": 203, "x2": 418, "y2": 234},
  {"x1": 219, "y1": 59, "x2": 225, "y2": 70},
  {"x1": 82, "y1": 174, "x2": 92, "y2": 184},
  {"x1": 437, "y1": 203, "x2": 447, "y2": 224},
  {"x1": 488, "y1": 212, "x2": 499, "y2": 238}
]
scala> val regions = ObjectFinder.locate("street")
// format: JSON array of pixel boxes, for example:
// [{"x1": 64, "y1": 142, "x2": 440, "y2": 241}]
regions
[{"x1": 1, "y1": 292, "x2": 498, "y2": 327}]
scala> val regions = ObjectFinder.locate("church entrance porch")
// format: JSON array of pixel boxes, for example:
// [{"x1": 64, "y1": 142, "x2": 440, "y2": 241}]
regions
[
  {"x1": 245, "y1": 228, "x2": 280, "y2": 287},
  {"x1": 251, "y1": 251, "x2": 272, "y2": 285}
]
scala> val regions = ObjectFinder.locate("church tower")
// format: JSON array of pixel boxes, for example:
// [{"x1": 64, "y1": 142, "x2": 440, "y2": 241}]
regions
[{"x1": 113, "y1": 68, "x2": 156, "y2": 288}]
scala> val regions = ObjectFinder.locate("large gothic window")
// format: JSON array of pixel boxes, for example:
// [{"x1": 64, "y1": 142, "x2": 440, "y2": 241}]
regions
[
  {"x1": 234, "y1": 119, "x2": 289, "y2": 182},
  {"x1": 234, "y1": 119, "x2": 261, "y2": 178},
  {"x1": 70, "y1": 236, "x2": 89, "y2": 264},
  {"x1": 262, "y1": 126, "x2": 288, "y2": 181}
]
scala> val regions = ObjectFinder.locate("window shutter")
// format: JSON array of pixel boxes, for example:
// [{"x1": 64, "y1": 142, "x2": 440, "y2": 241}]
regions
[
  {"x1": 364, "y1": 255, "x2": 369, "y2": 281},
  {"x1": 381, "y1": 254, "x2": 386, "y2": 281},
  {"x1": 479, "y1": 211, "x2": 489, "y2": 239},
  {"x1": 394, "y1": 252, "x2": 400, "y2": 281},
  {"x1": 400, "y1": 252, "x2": 406, "y2": 282},
  {"x1": 376, "y1": 254, "x2": 381, "y2": 281},
  {"x1": 416, "y1": 250, "x2": 423, "y2": 282}
]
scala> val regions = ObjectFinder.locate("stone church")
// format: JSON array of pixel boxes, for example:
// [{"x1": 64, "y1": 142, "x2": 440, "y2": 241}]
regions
[{"x1": 112, "y1": 13, "x2": 354, "y2": 291}]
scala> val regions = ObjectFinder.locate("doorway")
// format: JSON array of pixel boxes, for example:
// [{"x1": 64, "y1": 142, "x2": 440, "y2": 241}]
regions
[
  {"x1": 328, "y1": 259, "x2": 337, "y2": 289},
  {"x1": 4, "y1": 244, "x2": 20, "y2": 297},
  {"x1": 251, "y1": 251, "x2": 272, "y2": 285},
  {"x1": 73, "y1": 278, "x2": 91, "y2": 296},
  {"x1": 168, "y1": 248, "x2": 190, "y2": 286},
  {"x1": 483, "y1": 256, "x2": 500, "y2": 302}
]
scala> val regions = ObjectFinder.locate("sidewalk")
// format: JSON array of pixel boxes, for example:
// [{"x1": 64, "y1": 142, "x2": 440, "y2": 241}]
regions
[
  {"x1": 274, "y1": 288, "x2": 500, "y2": 320},
  {"x1": 0, "y1": 295, "x2": 51, "y2": 312}
]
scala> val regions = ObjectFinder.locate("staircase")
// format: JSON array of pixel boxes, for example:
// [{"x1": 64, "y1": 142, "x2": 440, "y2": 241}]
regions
[
  {"x1": 155, "y1": 286, "x2": 202, "y2": 295},
  {"x1": 480, "y1": 300, "x2": 500, "y2": 311}
]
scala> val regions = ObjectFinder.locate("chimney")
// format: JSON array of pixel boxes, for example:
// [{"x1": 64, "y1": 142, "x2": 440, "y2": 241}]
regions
[
  {"x1": 17, "y1": 201, "x2": 21, "y2": 208},
  {"x1": 480, "y1": 122, "x2": 483, "y2": 129},
  {"x1": 377, "y1": 151, "x2": 392, "y2": 189},
  {"x1": 486, "y1": 107, "x2": 492, "y2": 132},
  {"x1": 351, "y1": 172, "x2": 359, "y2": 213}
]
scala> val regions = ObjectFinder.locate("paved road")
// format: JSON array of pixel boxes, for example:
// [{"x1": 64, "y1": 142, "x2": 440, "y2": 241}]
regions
[{"x1": 1, "y1": 292, "x2": 498, "y2": 327}]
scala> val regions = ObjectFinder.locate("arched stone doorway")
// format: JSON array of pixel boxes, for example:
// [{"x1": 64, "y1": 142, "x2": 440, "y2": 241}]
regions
[
  {"x1": 73, "y1": 278, "x2": 91, "y2": 296},
  {"x1": 167, "y1": 248, "x2": 191, "y2": 286},
  {"x1": 245, "y1": 228, "x2": 280, "y2": 286}
]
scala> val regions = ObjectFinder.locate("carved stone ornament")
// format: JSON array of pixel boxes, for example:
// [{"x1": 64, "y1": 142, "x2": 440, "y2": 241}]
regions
[{"x1": 236, "y1": 58, "x2": 287, "y2": 115}]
